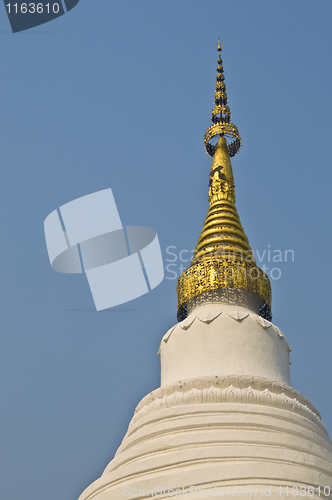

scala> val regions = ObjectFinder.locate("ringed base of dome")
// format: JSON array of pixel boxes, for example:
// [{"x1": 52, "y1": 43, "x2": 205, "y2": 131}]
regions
[{"x1": 79, "y1": 390, "x2": 332, "y2": 500}]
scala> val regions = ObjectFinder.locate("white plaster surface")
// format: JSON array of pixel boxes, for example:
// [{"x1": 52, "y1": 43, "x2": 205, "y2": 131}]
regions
[
  {"x1": 79, "y1": 402, "x2": 332, "y2": 500},
  {"x1": 78, "y1": 304, "x2": 332, "y2": 500},
  {"x1": 160, "y1": 303, "x2": 291, "y2": 386}
]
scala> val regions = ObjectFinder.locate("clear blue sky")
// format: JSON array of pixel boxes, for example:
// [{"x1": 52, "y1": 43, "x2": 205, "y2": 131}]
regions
[{"x1": 0, "y1": 2, "x2": 331, "y2": 499}]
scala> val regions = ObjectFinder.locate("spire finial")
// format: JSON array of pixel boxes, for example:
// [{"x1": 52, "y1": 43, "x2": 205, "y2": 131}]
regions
[
  {"x1": 176, "y1": 43, "x2": 272, "y2": 323},
  {"x1": 204, "y1": 40, "x2": 242, "y2": 158}
]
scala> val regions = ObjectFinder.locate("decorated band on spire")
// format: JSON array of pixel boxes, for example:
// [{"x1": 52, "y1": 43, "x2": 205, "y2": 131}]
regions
[{"x1": 204, "y1": 39, "x2": 241, "y2": 158}]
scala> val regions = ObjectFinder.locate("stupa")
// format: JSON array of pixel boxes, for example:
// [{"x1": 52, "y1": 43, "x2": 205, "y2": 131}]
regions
[{"x1": 78, "y1": 41, "x2": 332, "y2": 500}]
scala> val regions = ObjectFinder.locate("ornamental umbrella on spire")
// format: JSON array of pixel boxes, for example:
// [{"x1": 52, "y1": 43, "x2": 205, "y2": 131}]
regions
[{"x1": 177, "y1": 41, "x2": 271, "y2": 322}]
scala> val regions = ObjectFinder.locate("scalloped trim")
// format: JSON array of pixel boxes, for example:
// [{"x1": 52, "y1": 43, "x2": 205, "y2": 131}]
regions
[
  {"x1": 159, "y1": 310, "x2": 288, "y2": 351},
  {"x1": 226, "y1": 311, "x2": 249, "y2": 322},
  {"x1": 197, "y1": 311, "x2": 222, "y2": 324},
  {"x1": 179, "y1": 316, "x2": 196, "y2": 330},
  {"x1": 133, "y1": 375, "x2": 324, "y2": 434},
  {"x1": 256, "y1": 316, "x2": 272, "y2": 329}
]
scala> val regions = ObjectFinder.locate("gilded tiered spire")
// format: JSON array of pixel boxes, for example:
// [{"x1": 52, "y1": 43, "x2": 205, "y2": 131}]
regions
[{"x1": 177, "y1": 41, "x2": 271, "y2": 322}]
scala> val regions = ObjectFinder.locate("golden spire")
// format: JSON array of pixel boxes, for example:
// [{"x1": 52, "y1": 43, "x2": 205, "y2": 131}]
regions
[{"x1": 176, "y1": 41, "x2": 271, "y2": 322}]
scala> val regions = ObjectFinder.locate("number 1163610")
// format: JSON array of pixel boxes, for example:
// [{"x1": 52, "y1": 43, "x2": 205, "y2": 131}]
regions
[
  {"x1": 6, "y1": 3, "x2": 60, "y2": 14},
  {"x1": 279, "y1": 486, "x2": 331, "y2": 497}
]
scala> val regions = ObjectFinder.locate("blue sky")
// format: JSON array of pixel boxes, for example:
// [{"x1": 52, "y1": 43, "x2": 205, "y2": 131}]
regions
[{"x1": 0, "y1": 1, "x2": 332, "y2": 499}]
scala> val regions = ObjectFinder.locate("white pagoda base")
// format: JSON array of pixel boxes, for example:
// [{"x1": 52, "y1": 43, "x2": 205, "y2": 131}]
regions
[{"x1": 78, "y1": 304, "x2": 332, "y2": 500}]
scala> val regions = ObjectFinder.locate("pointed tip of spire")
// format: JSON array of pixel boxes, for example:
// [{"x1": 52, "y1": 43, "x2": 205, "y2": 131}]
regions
[{"x1": 204, "y1": 42, "x2": 241, "y2": 157}]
